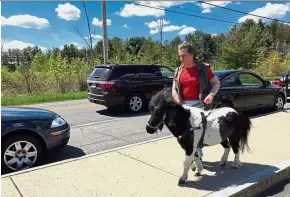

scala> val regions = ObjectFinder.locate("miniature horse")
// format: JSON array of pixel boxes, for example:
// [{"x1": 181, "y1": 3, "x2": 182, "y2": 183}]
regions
[{"x1": 145, "y1": 90, "x2": 252, "y2": 186}]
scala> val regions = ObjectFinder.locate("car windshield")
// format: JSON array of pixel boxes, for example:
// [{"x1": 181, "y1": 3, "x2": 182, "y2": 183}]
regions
[{"x1": 89, "y1": 67, "x2": 111, "y2": 80}]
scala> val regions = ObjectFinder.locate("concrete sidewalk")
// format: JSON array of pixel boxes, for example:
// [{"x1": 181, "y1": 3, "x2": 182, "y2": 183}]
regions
[{"x1": 2, "y1": 110, "x2": 290, "y2": 197}]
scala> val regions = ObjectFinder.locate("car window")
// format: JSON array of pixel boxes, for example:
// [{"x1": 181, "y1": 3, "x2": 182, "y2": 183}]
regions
[
  {"x1": 89, "y1": 67, "x2": 111, "y2": 80},
  {"x1": 140, "y1": 66, "x2": 162, "y2": 78},
  {"x1": 238, "y1": 73, "x2": 263, "y2": 86},
  {"x1": 221, "y1": 74, "x2": 242, "y2": 87},
  {"x1": 110, "y1": 66, "x2": 140, "y2": 80},
  {"x1": 159, "y1": 66, "x2": 174, "y2": 79}
]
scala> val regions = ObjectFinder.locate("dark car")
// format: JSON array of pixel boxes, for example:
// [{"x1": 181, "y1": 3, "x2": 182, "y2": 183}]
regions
[
  {"x1": 213, "y1": 70, "x2": 287, "y2": 111},
  {"x1": 1, "y1": 107, "x2": 70, "y2": 174},
  {"x1": 87, "y1": 63, "x2": 175, "y2": 113}
]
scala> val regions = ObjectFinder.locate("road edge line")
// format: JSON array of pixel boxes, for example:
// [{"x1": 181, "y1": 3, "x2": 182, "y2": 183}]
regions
[{"x1": 204, "y1": 157, "x2": 290, "y2": 197}]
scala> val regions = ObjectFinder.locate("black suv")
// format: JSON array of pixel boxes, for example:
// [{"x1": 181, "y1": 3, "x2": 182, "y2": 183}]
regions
[{"x1": 87, "y1": 63, "x2": 175, "y2": 113}]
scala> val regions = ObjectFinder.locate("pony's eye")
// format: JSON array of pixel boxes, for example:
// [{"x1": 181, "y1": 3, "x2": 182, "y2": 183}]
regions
[{"x1": 149, "y1": 106, "x2": 155, "y2": 112}]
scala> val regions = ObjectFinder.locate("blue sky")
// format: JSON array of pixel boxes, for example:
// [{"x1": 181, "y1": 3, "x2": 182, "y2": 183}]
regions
[{"x1": 1, "y1": 1, "x2": 290, "y2": 52}]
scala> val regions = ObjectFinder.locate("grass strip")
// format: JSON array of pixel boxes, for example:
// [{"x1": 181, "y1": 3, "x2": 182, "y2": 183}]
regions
[{"x1": 2, "y1": 91, "x2": 88, "y2": 106}]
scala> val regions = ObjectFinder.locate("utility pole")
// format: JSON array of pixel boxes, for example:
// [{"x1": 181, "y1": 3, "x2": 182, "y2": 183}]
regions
[
  {"x1": 102, "y1": 1, "x2": 109, "y2": 64},
  {"x1": 157, "y1": 18, "x2": 164, "y2": 65}
]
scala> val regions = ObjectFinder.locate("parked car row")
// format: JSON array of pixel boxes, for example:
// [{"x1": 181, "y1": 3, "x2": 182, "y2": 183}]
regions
[{"x1": 87, "y1": 63, "x2": 287, "y2": 113}]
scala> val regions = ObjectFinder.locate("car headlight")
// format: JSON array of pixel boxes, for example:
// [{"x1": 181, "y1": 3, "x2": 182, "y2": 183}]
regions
[{"x1": 51, "y1": 117, "x2": 67, "y2": 128}]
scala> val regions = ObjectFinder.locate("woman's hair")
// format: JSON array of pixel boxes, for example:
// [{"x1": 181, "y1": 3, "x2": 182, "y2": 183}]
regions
[{"x1": 178, "y1": 41, "x2": 195, "y2": 58}]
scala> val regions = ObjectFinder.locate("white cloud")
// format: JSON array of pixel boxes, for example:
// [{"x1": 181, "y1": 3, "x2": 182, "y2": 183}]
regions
[
  {"x1": 92, "y1": 18, "x2": 112, "y2": 27},
  {"x1": 200, "y1": 1, "x2": 231, "y2": 13},
  {"x1": 84, "y1": 34, "x2": 103, "y2": 40},
  {"x1": 145, "y1": 19, "x2": 170, "y2": 29},
  {"x1": 2, "y1": 40, "x2": 46, "y2": 52},
  {"x1": 150, "y1": 29, "x2": 160, "y2": 34},
  {"x1": 123, "y1": 24, "x2": 129, "y2": 28},
  {"x1": 138, "y1": 1, "x2": 189, "y2": 8},
  {"x1": 164, "y1": 25, "x2": 187, "y2": 32},
  {"x1": 238, "y1": 3, "x2": 290, "y2": 23},
  {"x1": 117, "y1": 1, "x2": 190, "y2": 17},
  {"x1": 1, "y1": 14, "x2": 49, "y2": 29},
  {"x1": 146, "y1": 19, "x2": 191, "y2": 35},
  {"x1": 55, "y1": 3, "x2": 81, "y2": 21},
  {"x1": 179, "y1": 27, "x2": 196, "y2": 35},
  {"x1": 117, "y1": 3, "x2": 164, "y2": 17}
]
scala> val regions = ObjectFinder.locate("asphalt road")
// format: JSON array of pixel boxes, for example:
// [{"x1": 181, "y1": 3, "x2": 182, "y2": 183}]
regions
[
  {"x1": 29, "y1": 99, "x2": 172, "y2": 164},
  {"x1": 23, "y1": 99, "x2": 290, "y2": 166},
  {"x1": 259, "y1": 179, "x2": 290, "y2": 197}
]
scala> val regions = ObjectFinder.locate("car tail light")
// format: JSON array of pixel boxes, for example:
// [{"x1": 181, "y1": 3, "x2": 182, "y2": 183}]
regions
[
  {"x1": 99, "y1": 81, "x2": 115, "y2": 89},
  {"x1": 272, "y1": 80, "x2": 285, "y2": 86}
]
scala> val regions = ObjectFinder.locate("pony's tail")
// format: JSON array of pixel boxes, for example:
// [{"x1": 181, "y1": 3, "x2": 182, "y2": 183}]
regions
[
  {"x1": 223, "y1": 111, "x2": 252, "y2": 153},
  {"x1": 235, "y1": 112, "x2": 252, "y2": 153}
]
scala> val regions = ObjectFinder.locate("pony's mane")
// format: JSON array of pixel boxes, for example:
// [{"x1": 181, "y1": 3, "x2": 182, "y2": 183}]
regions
[
  {"x1": 150, "y1": 89, "x2": 174, "y2": 107},
  {"x1": 150, "y1": 90, "x2": 191, "y2": 118}
]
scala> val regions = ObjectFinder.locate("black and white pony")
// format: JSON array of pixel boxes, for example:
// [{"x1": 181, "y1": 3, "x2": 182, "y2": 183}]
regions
[{"x1": 145, "y1": 90, "x2": 252, "y2": 186}]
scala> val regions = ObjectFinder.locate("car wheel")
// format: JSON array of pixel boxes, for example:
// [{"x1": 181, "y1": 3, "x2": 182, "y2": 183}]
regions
[
  {"x1": 125, "y1": 92, "x2": 145, "y2": 113},
  {"x1": 1, "y1": 135, "x2": 44, "y2": 174},
  {"x1": 274, "y1": 94, "x2": 285, "y2": 111}
]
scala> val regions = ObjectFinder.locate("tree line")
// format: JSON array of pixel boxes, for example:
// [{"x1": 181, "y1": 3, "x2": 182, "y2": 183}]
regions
[{"x1": 1, "y1": 19, "x2": 290, "y2": 96}]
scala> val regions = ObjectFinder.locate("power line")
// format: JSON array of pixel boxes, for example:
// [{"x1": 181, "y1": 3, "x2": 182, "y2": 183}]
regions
[
  {"x1": 126, "y1": 1, "x2": 239, "y2": 25},
  {"x1": 155, "y1": 1, "x2": 234, "y2": 23},
  {"x1": 198, "y1": 1, "x2": 290, "y2": 24}
]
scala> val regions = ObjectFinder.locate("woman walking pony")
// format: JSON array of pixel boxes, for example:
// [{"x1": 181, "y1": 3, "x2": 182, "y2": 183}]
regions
[{"x1": 172, "y1": 41, "x2": 221, "y2": 158}]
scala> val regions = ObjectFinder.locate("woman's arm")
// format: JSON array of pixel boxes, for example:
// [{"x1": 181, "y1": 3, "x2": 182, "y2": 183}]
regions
[
  {"x1": 209, "y1": 76, "x2": 220, "y2": 96},
  {"x1": 204, "y1": 76, "x2": 220, "y2": 104},
  {"x1": 172, "y1": 80, "x2": 181, "y2": 104}
]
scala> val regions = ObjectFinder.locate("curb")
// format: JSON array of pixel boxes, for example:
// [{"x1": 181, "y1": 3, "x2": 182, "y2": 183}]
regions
[{"x1": 205, "y1": 158, "x2": 290, "y2": 197}]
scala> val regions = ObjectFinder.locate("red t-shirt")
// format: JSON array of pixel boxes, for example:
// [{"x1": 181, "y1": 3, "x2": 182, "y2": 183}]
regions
[{"x1": 179, "y1": 66, "x2": 215, "y2": 101}]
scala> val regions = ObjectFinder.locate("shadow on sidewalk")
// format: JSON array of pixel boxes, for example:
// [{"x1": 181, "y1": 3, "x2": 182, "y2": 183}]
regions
[
  {"x1": 181, "y1": 161, "x2": 279, "y2": 191},
  {"x1": 45, "y1": 145, "x2": 86, "y2": 164}
]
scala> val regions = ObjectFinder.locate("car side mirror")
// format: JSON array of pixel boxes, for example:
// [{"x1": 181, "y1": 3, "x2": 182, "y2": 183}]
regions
[{"x1": 264, "y1": 80, "x2": 271, "y2": 86}]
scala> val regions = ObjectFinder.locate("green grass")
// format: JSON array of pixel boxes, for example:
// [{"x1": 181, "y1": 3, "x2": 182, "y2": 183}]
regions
[{"x1": 1, "y1": 91, "x2": 88, "y2": 106}]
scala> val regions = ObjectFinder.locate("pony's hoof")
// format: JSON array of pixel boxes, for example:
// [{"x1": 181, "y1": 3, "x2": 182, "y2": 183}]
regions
[
  {"x1": 194, "y1": 172, "x2": 201, "y2": 177},
  {"x1": 178, "y1": 179, "x2": 186, "y2": 186},
  {"x1": 191, "y1": 166, "x2": 196, "y2": 171},
  {"x1": 220, "y1": 162, "x2": 226, "y2": 168},
  {"x1": 231, "y1": 164, "x2": 239, "y2": 169}
]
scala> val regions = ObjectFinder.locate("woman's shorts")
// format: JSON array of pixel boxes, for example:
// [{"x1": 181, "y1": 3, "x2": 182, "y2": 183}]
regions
[{"x1": 183, "y1": 100, "x2": 202, "y2": 108}]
